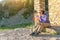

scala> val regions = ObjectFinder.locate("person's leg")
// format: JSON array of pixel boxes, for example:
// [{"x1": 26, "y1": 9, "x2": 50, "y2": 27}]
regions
[
  {"x1": 30, "y1": 25, "x2": 39, "y2": 35},
  {"x1": 42, "y1": 23, "x2": 50, "y2": 28},
  {"x1": 30, "y1": 22, "x2": 41, "y2": 35},
  {"x1": 38, "y1": 23, "x2": 45, "y2": 32},
  {"x1": 39, "y1": 23, "x2": 50, "y2": 32},
  {"x1": 36, "y1": 23, "x2": 50, "y2": 33},
  {"x1": 33, "y1": 21, "x2": 40, "y2": 32},
  {"x1": 30, "y1": 21, "x2": 41, "y2": 35},
  {"x1": 33, "y1": 24, "x2": 45, "y2": 35},
  {"x1": 33, "y1": 25, "x2": 39, "y2": 32}
]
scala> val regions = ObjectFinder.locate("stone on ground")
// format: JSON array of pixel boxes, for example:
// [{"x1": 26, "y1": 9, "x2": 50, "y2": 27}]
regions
[
  {"x1": 46, "y1": 28, "x2": 58, "y2": 34},
  {"x1": 0, "y1": 28, "x2": 60, "y2": 40}
]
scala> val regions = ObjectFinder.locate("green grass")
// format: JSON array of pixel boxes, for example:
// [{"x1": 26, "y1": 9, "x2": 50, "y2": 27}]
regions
[
  {"x1": 0, "y1": 23, "x2": 60, "y2": 35},
  {"x1": 0, "y1": 23, "x2": 33, "y2": 31}
]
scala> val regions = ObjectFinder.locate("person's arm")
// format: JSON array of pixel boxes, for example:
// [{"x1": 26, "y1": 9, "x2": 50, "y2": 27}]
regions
[{"x1": 42, "y1": 15, "x2": 46, "y2": 21}]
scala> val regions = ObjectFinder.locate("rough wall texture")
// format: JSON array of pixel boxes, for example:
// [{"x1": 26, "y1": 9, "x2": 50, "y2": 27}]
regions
[
  {"x1": 40, "y1": 0, "x2": 45, "y2": 10},
  {"x1": 34, "y1": 0, "x2": 40, "y2": 13},
  {"x1": 49, "y1": 0, "x2": 60, "y2": 26},
  {"x1": 34, "y1": 0, "x2": 60, "y2": 26},
  {"x1": 34, "y1": 0, "x2": 45, "y2": 12}
]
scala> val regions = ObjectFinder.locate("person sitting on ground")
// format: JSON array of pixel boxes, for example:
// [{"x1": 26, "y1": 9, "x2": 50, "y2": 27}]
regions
[
  {"x1": 38, "y1": 10, "x2": 50, "y2": 33},
  {"x1": 31, "y1": 10, "x2": 50, "y2": 35}
]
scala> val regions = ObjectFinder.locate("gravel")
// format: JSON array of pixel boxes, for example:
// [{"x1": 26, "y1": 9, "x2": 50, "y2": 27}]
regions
[{"x1": 0, "y1": 28, "x2": 60, "y2": 40}]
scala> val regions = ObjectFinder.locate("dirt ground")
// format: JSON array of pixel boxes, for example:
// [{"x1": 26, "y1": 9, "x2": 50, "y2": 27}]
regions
[{"x1": 0, "y1": 28, "x2": 60, "y2": 40}]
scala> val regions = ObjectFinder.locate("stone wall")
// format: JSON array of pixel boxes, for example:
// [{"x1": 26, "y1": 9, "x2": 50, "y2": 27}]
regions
[
  {"x1": 40, "y1": 0, "x2": 45, "y2": 10},
  {"x1": 49, "y1": 0, "x2": 60, "y2": 26},
  {"x1": 34, "y1": 0, "x2": 60, "y2": 26},
  {"x1": 34, "y1": 0, "x2": 45, "y2": 12},
  {"x1": 34, "y1": 0, "x2": 40, "y2": 13}
]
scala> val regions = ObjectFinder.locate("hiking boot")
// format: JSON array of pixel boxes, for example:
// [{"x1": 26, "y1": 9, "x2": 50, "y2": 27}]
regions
[
  {"x1": 33, "y1": 31, "x2": 41, "y2": 35},
  {"x1": 36, "y1": 31, "x2": 41, "y2": 34},
  {"x1": 30, "y1": 32, "x2": 36, "y2": 35}
]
